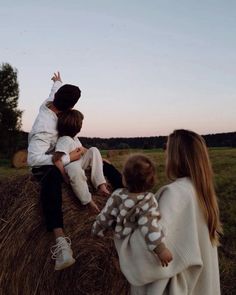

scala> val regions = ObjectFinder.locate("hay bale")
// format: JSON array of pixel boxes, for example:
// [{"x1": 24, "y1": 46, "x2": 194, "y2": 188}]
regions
[
  {"x1": 11, "y1": 149, "x2": 28, "y2": 168},
  {"x1": 106, "y1": 150, "x2": 128, "y2": 158},
  {"x1": 0, "y1": 175, "x2": 129, "y2": 295}
]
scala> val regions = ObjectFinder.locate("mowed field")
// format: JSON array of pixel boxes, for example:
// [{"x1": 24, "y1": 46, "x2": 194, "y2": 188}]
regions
[{"x1": 0, "y1": 147, "x2": 235, "y2": 294}]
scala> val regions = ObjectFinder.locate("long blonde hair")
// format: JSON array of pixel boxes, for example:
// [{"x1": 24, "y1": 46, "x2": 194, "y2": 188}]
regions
[{"x1": 166, "y1": 129, "x2": 222, "y2": 246}]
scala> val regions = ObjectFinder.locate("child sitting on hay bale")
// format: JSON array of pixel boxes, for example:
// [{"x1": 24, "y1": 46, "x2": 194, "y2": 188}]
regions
[
  {"x1": 53, "y1": 109, "x2": 110, "y2": 213},
  {"x1": 92, "y1": 154, "x2": 173, "y2": 273}
]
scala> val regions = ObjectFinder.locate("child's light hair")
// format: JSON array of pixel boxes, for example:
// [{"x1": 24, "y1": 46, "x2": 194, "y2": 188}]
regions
[
  {"x1": 166, "y1": 129, "x2": 223, "y2": 246},
  {"x1": 57, "y1": 109, "x2": 84, "y2": 138},
  {"x1": 123, "y1": 154, "x2": 156, "y2": 193}
]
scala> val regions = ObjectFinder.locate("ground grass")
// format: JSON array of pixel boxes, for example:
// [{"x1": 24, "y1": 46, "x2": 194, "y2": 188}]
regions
[
  {"x1": 0, "y1": 148, "x2": 235, "y2": 294},
  {"x1": 0, "y1": 159, "x2": 28, "y2": 179},
  {"x1": 102, "y1": 148, "x2": 236, "y2": 294}
]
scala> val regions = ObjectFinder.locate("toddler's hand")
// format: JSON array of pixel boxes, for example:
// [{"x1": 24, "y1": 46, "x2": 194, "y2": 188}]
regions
[{"x1": 157, "y1": 248, "x2": 173, "y2": 267}]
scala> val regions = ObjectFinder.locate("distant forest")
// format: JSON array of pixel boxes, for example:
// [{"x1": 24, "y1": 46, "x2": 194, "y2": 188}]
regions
[{"x1": 15, "y1": 131, "x2": 236, "y2": 152}]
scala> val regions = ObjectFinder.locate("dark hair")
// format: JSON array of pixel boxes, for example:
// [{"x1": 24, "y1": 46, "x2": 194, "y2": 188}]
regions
[
  {"x1": 57, "y1": 109, "x2": 84, "y2": 138},
  {"x1": 123, "y1": 154, "x2": 156, "y2": 193},
  {"x1": 53, "y1": 84, "x2": 81, "y2": 111}
]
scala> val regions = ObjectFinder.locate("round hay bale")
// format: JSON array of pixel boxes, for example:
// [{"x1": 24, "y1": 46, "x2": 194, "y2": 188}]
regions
[
  {"x1": 11, "y1": 149, "x2": 28, "y2": 168},
  {"x1": 107, "y1": 150, "x2": 119, "y2": 158},
  {"x1": 106, "y1": 150, "x2": 129, "y2": 158},
  {"x1": 0, "y1": 175, "x2": 129, "y2": 295}
]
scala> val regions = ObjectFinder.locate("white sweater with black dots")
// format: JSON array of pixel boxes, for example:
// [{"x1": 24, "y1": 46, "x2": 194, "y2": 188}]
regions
[{"x1": 92, "y1": 188, "x2": 166, "y2": 252}]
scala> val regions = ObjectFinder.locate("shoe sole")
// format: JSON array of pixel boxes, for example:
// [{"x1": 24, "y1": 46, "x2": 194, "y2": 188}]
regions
[{"x1": 55, "y1": 258, "x2": 76, "y2": 271}]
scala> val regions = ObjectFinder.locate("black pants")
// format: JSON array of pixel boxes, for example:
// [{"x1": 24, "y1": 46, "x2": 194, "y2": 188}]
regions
[{"x1": 32, "y1": 161, "x2": 123, "y2": 232}]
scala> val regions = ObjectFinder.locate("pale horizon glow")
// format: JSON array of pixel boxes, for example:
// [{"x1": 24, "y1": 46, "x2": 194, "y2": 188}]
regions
[{"x1": 1, "y1": 0, "x2": 235, "y2": 138}]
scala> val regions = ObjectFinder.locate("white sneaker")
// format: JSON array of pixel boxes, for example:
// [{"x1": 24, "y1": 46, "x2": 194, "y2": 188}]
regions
[{"x1": 51, "y1": 237, "x2": 75, "y2": 271}]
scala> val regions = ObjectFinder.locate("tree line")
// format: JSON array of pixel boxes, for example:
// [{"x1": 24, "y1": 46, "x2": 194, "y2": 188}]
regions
[
  {"x1": 0, "y1": 63, "x2": 22, "y2": 157},
  {"x1": 80, "y1": 133, "x2": 236, "y2": 149},
  {"x1": 0, "y1": 62, "x2": 235, "y2": 160},
  {"x1": 9, "y1": 131, "x2": 236, "y2": 153}
]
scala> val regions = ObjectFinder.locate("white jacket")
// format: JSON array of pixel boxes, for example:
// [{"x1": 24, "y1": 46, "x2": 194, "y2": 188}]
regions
[
  {"x1": 114, "y1": 177, "x2": 220, "y2": 295},
  {"x1": 27, "y1": 81, "x2": 69, "y2": 167}
]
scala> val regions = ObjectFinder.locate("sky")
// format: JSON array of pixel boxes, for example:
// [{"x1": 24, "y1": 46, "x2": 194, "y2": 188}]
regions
[{"x1": 0, "y1": 0, "x2": 235, "y2": 138}]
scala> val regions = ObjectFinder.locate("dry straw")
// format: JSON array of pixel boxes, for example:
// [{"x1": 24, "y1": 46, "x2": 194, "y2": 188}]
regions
[
  {"x1": 11, "y1": 150, "x2": 28, "y2": 168},
  {"x1": 0, "y1": 175, "x2": 129, "y2": 295}
]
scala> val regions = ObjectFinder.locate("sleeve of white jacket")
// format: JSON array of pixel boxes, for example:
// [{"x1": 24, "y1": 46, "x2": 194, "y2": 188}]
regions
[
  {"x1": 27, "y1": 132, "x2": 54, "y2": 166},
  {"x1": 44, "y1": 80, "x2": 63, "y2": 103}
]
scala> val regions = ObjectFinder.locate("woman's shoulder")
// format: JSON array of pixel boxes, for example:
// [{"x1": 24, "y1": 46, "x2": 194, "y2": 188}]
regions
[
  {"x1": 157, "y1": 177, "x2": 193, "y2": 192},
  {"x1": 155, "y1": 178, "x2": 197, "y2": 227},
  {"x1": 156, "y1": 177, "x2": 195, "y2": 204}
]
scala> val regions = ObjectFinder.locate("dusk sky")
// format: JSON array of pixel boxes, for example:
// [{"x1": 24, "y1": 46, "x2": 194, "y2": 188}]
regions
[{"x1": 1, "y1": 0, "x2": 235, "y2": 137}]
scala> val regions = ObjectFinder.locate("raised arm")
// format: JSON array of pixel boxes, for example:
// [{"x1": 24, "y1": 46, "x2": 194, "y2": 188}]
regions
[{"x1": 45, "y1": 72, "x2": 63, "y2": 103}]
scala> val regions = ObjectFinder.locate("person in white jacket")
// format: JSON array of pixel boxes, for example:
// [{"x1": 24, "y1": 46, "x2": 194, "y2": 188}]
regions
[
  {"x1": 28, "y1": 72, "x2": 81, "y2": 271},
  {"x1": 114, "y1": 129, "x2": 222, "y2": 295},
  {"x1": 28, "y1": 72, "x2": 123, "y2": 271}
]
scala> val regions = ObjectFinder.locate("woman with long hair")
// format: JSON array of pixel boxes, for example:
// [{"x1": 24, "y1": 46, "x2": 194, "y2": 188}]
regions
[{"x1": 115, "y1": 129, "x2": 222, "y2": 295}]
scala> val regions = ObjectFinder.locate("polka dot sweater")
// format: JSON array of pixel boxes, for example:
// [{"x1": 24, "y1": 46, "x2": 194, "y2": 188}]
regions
[{"x1": 92, "y1": 188, "x2": 166, "y2": 253}]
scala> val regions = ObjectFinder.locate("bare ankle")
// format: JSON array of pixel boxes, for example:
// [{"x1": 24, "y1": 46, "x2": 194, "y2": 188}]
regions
[{"x1": 53, "y1": 228, "x2": 65, "y2": 240}]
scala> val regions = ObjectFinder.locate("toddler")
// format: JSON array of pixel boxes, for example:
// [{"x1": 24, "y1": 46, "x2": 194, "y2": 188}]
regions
[{"x1": 92, "y1": 154, "x2": 173, "y2": 267}]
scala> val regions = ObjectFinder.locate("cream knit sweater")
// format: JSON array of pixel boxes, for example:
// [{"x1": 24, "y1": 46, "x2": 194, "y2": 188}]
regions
[{"x1": 114, "y1": 177, "x2": 221, "y2": 295}]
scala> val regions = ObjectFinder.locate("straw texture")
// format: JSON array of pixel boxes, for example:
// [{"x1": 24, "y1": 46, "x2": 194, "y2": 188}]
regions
[{"x1": 0, "y1": 175, "x2": 129, "y2": 295}]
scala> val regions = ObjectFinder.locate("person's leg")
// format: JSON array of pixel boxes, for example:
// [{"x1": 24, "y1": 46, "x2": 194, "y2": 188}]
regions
[
  {"x1": 32, "y1": 165, "x2": 75, "y2": 270},
  {"x1": 102, "y1": 160, "x2": 123, "y2": 190},
  {"x1": 65, "y1": 161, "x2": 92, "y2": 205},
  {"x1": 38, "y1": 166, "x2": 64, "y2": 232},
  {"x1": 80, "y1": 147, "x2": 107, "y2": 189}
]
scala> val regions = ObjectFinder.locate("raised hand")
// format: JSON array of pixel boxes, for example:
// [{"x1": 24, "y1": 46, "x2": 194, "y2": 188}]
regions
[{"x1": 51, "y1": 71, "x2": 62, "y2": 83}]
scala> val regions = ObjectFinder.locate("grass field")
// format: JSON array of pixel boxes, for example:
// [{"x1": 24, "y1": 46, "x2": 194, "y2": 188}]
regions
[{"x1": 0, "y1": 148, "x2": 235, "y2": 294}]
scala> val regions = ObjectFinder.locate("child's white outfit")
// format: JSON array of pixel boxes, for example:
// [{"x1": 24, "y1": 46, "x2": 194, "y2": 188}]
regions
[
  {"x1": 92, "y1": 188, "x2": 166, "y2": 252},
  {"x1": 55, "y1": 136, "x2": 106, "y2": 205}
]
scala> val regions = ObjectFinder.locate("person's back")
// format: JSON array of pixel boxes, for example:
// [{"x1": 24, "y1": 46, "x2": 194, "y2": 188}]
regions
[
  {"x1": 28, "y1": 81, "x2": 60, "y2": 166},
  {"x1": 114, "y1": 130, "x2": 221, "y2": 295},
  {"x1": 155, "y1": 177, "x2": 220, "y2": 295}
]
